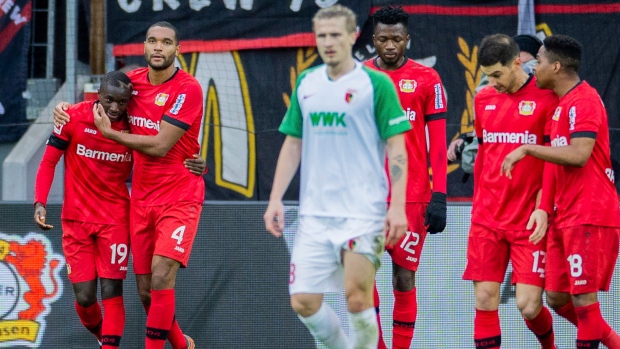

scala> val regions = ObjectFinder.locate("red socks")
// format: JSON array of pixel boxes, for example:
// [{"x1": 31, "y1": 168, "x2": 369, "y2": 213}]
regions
[
  {"x1": 575, "y1": 302, "x2": 602, "y2": 348},
  {"x1": 145, "y1": 289, "x2": 176, "y2": 349},
  {"x1": 75, "y1": 301, "x2": 103, "y2": 342},
  {"x1": 374, "y1": 283, "x2": 387, "y2": 349},
  {"x1": 101, "y1": 296, "x2": 124, "y2": 348},
  {"x1": 474, "y1": 309, "x2": 501, "y2": 348},
  {"x1": 524, "y1": 306, "x2": 555, "y2": 349},
  {"x1": 143, "y1": 299, "x2": 188, "y2": 349},
  {"x1": 554, "y1": 301, "x2": 578, "y2": 325},
  {"x1": 392, "y1": 288, "x2": 417, "y2": 349}
]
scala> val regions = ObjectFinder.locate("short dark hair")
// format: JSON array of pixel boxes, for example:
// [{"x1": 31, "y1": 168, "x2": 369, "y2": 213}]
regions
[
  {"x1": 148, "y1": 21, "x2": 179, "y2": 44},
  {"x1": 478, "y1": 34, "x2": 520, "y2": 67},
  {"x1": 373, "y1": 5, "x2": 408, "y2": 29},
  {"x1": 100, "y1": 70, "x2": 131, "y2": 90},
  {"x1": 543, "y1": 35, "x2": 582, "y2": 72}
]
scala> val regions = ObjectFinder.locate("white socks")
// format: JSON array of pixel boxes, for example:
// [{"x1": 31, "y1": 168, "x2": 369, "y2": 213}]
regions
[
  {"x1": 298, "y1": 303, "x2": 348, "y2": 349},
  {"x1": 348, "y1": 307, "x2": 379, "y2": 349}
]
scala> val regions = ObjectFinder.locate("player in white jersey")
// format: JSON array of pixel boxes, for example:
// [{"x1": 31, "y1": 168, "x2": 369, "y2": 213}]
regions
[{"x1": 263, "y1": 5, "x2": 411, "y2": 349}]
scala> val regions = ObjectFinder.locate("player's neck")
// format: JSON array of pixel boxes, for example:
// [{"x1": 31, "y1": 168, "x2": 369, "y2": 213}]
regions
[
  {"x1": 326, "y1": 58, "x2": 356, "y2": 81},
  {"x1": 509, "y1": 69, "x2": 530, "y2": 94},
  {"x1": 147, "y1": 66, "x2": 177, "y2": 86},
  {"x1": 554, "y1": 75, "x2": 581, "y2": 98},
  {"x1": 377, "y1": 56, "x2": 405, "y2": 71}
]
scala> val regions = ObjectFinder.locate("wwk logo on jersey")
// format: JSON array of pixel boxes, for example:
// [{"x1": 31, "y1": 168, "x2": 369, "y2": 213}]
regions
[
  {"x1": 155, "y1": 93, "x2": 169, "y2": 106},
  {"x1": 518, "y1": 101, "x2": 536, "y2": 116},
  {"x1": 0, "y1": 233, "x2": 65, "y2": 348},
  {"x1": 399, "y1": 79, "x2": 417, "y2": 93},
  {"x1": 310, "y1": 112, "x2": 346, "y2": 127}
]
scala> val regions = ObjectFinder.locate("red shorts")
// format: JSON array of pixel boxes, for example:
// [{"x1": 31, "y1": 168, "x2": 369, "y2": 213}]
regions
[
  {"x1": 130, "y1": 202, "x2": 202, "y2": 274},
  {"x1": 61, "y1": 220, "x2": 129, "y2": 283},
  {"x1": 386, "y1": 203, "x2": 428, "y2": 271},
  {"x1": 545, "y1": 225, "x2": 619, "y2": 294},
  {"x1": 462, "y1": 223, "x2": 546, "y2": 287}
]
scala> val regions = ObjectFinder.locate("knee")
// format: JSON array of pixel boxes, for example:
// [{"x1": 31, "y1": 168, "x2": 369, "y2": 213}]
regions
[
  {"x1": 546, "y1": 291, "x2": 569, "y2": 311},
  {"x1": 475, "y1": 285, "x2": 500, "y2": 310},
  {"x1": 150, "y1": 259, "x2": 179, "y2": 290},
  {"x1": 100, "y1": 279, "x2": 123, "y2": 300},
  {"x1": 393, "y1": 268, "x2": 415, "y2": 292},
  {"x1": 516, "y1": 295, "x2": 542, "y2": 320},
  {"x1": 345, "y1": 288, "x2": 373, "y2": 313},
  {"x1": 291, "y1": 296, "x2": 321, "y2": 318},
  {"x1": 74, "y1": 289, "x2": 97, "y2": 308}
]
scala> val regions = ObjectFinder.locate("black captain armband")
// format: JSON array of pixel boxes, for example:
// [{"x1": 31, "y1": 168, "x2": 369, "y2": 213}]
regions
[
  {"x1": 163, "y1": 115, "x2": 190, "y2": 131},
  {"x1": 46, "y1": 134, "x2": 69, "y2": 150}
]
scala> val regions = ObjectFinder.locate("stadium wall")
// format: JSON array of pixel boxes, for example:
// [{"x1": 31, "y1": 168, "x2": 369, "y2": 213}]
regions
[{"x1": 0, "y1": 203, "x2": 617, "y2": 348}]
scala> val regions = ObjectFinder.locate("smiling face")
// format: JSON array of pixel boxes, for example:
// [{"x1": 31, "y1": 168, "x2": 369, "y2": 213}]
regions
[
  {"x1": 144, "y1": 26, "x2": 179, "y2": 71},
  {"x1": 314, "y1": 16, "x2": 356, "y2": 68},
  {"x1": 97, "y1": 82, "x2": 132, "y2": 122},
  {"x1": 373, "y1": 22, "x2": 409, "y2": 69}
]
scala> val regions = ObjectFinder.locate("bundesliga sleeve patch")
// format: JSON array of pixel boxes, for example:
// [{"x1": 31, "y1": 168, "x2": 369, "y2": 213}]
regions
[
  {"x1": 170, "y1": 94, "x2": 186, "y2": 115},
  {"x1": 434, "y1": 83, "x2": 444, "y2": 110}
]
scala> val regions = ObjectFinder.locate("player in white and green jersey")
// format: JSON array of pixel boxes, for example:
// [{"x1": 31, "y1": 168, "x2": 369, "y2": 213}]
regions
[{"x1": 264, "y1": 5, "x2": 410, "y2": 349}]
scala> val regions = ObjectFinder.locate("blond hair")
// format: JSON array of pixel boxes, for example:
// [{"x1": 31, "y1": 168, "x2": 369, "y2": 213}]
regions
[{"x1": 312, "y1": 5, "x2": 357, "y2": 34}]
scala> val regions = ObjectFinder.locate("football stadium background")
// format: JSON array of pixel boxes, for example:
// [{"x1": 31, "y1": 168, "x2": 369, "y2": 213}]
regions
[{"x1": 1, "y1": 0, "x2": 620, "y2": 348}]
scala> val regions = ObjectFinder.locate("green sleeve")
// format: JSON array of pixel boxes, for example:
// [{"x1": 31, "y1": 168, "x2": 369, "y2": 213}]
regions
[
  {"x1": 279, "y1": 69, "x2": 314, "y2": 138},
  {"x1": 364, "y1": 67, "x2": 411, "y2": 140}
]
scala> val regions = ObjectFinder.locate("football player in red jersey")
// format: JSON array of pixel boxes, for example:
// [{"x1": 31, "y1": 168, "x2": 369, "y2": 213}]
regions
[
  {"x1": 463, "y1": 34, "x2": 560, "y2": 349},
  {"x1": 363, "y1": 6, "x2": 447, "y2": 349},
  {"x1": 54, "y1": 23, "x2": 205, "y2": 346},
  {"x1": 35, "y1": 71, "x2": 204, "y2": 349},
  {"x1": 502, "y1": 34, "x2": 620, "y2": 349}
]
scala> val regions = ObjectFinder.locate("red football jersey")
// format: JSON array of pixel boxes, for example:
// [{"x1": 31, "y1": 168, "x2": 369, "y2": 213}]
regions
[
  {"x1": 548, "y1": 81, "x2": 619, "y2": 228},
  {"x1": 42, "y1": 100, "x2": 132, "y2": 224},
  {"x1": 126, "y1": 68, "x2": 205, "y2": 205},
  {"x1": 364, "y1": 57, "x2": 447, "y2": 203},
  {"x1": 472, "y1": 77, "x2": 558, "y2": 229}
]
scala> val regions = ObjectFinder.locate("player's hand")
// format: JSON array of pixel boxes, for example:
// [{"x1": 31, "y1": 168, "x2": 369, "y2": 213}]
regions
[
  {"x1": 500, "y1": 146, "x2": 527, "y2": 179},
  {"x1": 185, "y1": 154, "x2": 207, "y2": 176},
  {"x1": 447, "y1": 138, "x2": 464, "y2": 162},
  {"x1": 53, "y1": 102, "x2": 72, "y2": 127},
  {"x1": 34, "y1": 203, "x2": 53, "y2": 230},
  {"x1": 527, "y1": 209, "x2": 548, "y2": 244},
  {"x1": 93, "y1": 103, "x2": 112, "y2": 136},
  {"x1": 264, "y1": 200, "x2": 285, "y2": 238},
  {"x1": 384, "y1": 204, "x2": 407, "y2": 247},
  {"x1": 425, "y1": 192, "x2": 447, "y2": 234}
]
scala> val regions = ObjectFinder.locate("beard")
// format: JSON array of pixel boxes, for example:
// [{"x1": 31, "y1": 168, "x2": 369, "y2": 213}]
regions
[{"x1": 145, "y1": 53, "x2": 175, "y2": 71}]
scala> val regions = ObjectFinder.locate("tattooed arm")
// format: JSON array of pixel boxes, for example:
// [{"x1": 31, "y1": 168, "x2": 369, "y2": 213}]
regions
[{"x1": 384, "y1": 133, "x2": 408, "y2": 247}]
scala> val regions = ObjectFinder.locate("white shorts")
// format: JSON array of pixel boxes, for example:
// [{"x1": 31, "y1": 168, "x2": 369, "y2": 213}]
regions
[{"x1": 289, "y1": 215, "x2": 385, "y2": 295}]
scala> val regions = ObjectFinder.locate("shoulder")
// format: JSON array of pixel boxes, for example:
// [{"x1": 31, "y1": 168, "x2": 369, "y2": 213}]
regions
[
  {"x1": 361, "y1": 65, "x2": 392, "y2": 84},
  {"x1": 126, "y1": 67, "x2": 147, "y2": 81},
  {"x1": 475, "y1": 86, "x2": 496, "y2": 100},
  {"x1": 66, "y1": 101, "x2": 94, "y2": 120}
]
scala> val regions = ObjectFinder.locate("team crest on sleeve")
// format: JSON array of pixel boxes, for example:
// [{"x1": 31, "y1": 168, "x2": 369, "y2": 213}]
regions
[
  {"x1": 518, "y1": 101, "x2": 536, "y2": 116},
  {"x1": 398, "y1": 79, "x2": 417, "y2": 93},
  {"x1": 170, "y1": 94, "x2": 186, "y2": 115},
  {"x1": 344, "y1": 89, "x2": 357, "y2": 104},
  {"x1": 552, "y1": 107, "x2": 562, "y2": 121},
  {"x1": 569, "y1": 106, "x2": 576, "y2": 131},
  {"x1": 154, "y1": 93, "x2": 169, "y2": 106}
]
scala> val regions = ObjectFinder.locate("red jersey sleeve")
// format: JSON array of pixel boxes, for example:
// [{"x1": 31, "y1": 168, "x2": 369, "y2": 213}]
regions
[
  {"x1": 163, "y1": 81, "x2": 203, "y2": 130},
  {"x1": 34, "y1": 144, "x2": 65, "y2": 206},
  {"x1": 568, "y1": 97, "x2": 602, "y2": 136}
]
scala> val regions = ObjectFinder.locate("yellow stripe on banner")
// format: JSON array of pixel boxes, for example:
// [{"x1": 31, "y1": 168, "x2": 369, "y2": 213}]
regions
[
  {"x1": 0, "y1": 320, "x2": 40, "y2": 342},
  {"x1": 177, "y1": 54, "x2": 188, "y2": 72}
]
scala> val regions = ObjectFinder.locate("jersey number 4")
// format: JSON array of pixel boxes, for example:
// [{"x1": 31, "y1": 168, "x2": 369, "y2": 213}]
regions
[{"x1": 172, "y1": 226, "x2": 186, "y2": 245}]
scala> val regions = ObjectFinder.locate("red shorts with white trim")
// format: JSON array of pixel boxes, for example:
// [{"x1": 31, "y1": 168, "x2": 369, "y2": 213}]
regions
[
  {"x1": 62, "y1": 220, "x2": 129, "y2": 283},
  {"x1": 386, "y1": 203, "x2": 428, "y2": 271},
  {"x1": 130, "y1": 202, "x2": 202, "y2": 274},
  {"x1": 462, "y1": 223, "x2": 546, "y2": 287},
  {"x1": 545, "y1": 225, "x2": 619, "y2": 294}
]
